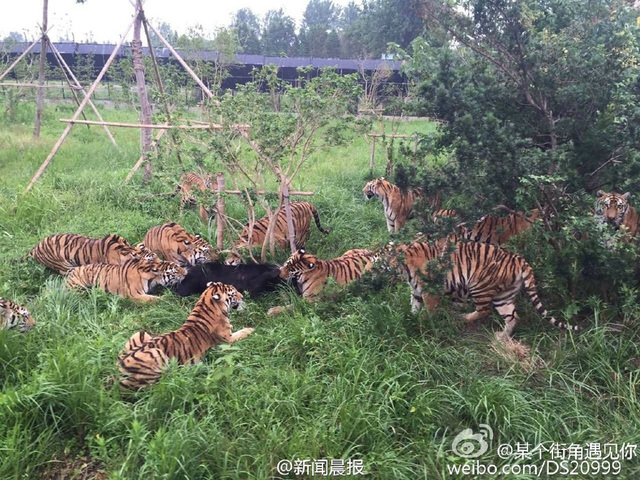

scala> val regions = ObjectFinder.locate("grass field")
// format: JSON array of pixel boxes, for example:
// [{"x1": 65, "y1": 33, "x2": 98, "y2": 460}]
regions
[{"x1": 0, "y1": 101, "x2": 639, "y2": 479}]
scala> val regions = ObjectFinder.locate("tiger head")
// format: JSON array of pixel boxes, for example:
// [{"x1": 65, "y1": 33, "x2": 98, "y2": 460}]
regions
[
  {"x1": 595, "y1": 190, "x2": 631, "y2": 228},
  {"x1": 363, "y1": 177, "x2": 389, "y2": 199},
  {"x1": 203, "y1": 281, "x2": 244, "y2": 311},
  {"x1": 140, "y1": 260, "x2": 188, "y2": 287},
  {"x1": 279, "y1": 249, "x2": 319, "y2": 280},
  {"x1": 132, "y1": 243, "x2": 161, "y2": 262},
  {"x1": 1, "y1": 299, "x2": 36, "y2": 332},
  {"x1": 192, "y1": 235, "x2": 217, "y2": 264}
]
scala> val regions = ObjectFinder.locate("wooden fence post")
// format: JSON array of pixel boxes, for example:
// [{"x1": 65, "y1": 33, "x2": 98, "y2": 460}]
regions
[{"x1": 215, "y1": 172, "x2": 226, "y2": 250}]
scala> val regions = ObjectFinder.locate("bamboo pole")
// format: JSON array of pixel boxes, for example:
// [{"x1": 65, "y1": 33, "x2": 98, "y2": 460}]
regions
[
  {"x1": 0, "y1": 82, "x2": 78, "y2": 88},
  {"x1": 282, "y1": 182, "x2": 297, "y2": 253},
  {"x1": 0, "y1": 31, "x2": 51, "y2": 82},
  {"x1": 141, "y1": 14, "x2": 183, "y2": 163},
  {"x1": 34, "y1": 0, "x2": 49, "y2": 138},
  {"x1": 146, "y1": 21, "x2": 216, "y2": 99},
  {"x1": 26, "y1": 16, "x2": 136, "y2": 193},
  {"x1": 215, "y1": 172, "x2": 225, "y2": 250},
  {"x1": 48, "y1": 40, "x2": 118, "y2": 146},
  {"x1": 125, "y1": 128, "x2": 167, "y2": 182},
  {"x1": 369, "y1": 135, "x2": 376, "y2": 175},
  {"x1": 58, "y1": 119, "x2": 245, "y2": 129}
]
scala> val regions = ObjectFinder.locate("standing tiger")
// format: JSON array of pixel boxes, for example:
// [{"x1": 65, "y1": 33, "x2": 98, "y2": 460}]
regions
[
  {"x1": 363, "y1": 177, "x2": 423, "y2": 232},
  {"x1": 118, "y1": 282, "x2": 253, "y2": 390},
  {"x1": 28, "y1": 233, "x2": 157, "y2": 275},
  {"x1": 278, "y1": 248, "x2": 378, "y2": 301},
  {"x1": 385, "y1": 239, "x2": 579, "y2": 340},
  {"x1": 226, "y1": 201, "x2": 329, "y2": 265},
  {"x1": 458, "y1": 208, "x2": 540, "y2": 245},
  {"x1": 1, "y1": 298, "x2": 35, "y2": 332},
  {"x1": 143, "y1": 222, "x2": 216, "y2": 267},
  {"x1": 66, "y1": 258, "x2": 187, "y2": 302},
  {"x1": 594, "y1": 190, "x2": 639, "y2": 241},
  {"x1": 175, "y1": 170, "x2": 217, "y2": 225}
]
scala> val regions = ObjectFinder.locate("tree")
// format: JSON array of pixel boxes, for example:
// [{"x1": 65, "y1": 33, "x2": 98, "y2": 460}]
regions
[
  {"x1": 412, "y1": 0, "x2": 640, "y2": 203},
  {"x1": 232, "y1": 8, "x2": 262, "y2": 55},
  {"x1": 207, "y1": 66, "x2": 362, "y2": 260},
  {"x1": 261, "y1": 9, "x2": 298, "y2": 57}
]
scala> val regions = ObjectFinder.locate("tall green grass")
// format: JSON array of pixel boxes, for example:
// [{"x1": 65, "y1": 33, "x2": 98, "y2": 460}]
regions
[{"x1": 0, "y1": 101, "x2": 639, "y2": 479}]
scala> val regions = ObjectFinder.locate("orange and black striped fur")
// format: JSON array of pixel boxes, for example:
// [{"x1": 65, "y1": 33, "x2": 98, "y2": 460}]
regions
[
  {"x1": 117, "y1": 282, "x2": 253, "y2": 390},
  {"x1": 363, "y1": 177, "x2": 423, "y2": 232},
  {"x1": 175, "y1": 171, "x2": 216, "y2": 225},
  {"x1": 279, "y1": 248, "x2": 378, "y2": 301},
  {"x1": 66, "y1": 259, "x2": 187, "y2": 303},
  {"x1": 595, "y1": 190, "x2": 639, "y2": 240},
  {"x1": 28, "y1": 233, "x2": 156, "y2": 275},
  {"x1": 143, "y1": 222, "x2": 215, "y2": 267},
  {"x1": 1, "y1": 298, "x2": 35, "y2": 332},
  {"x1": 458, "y1": 209, "x2": 540, "y2": 245},
  {"x1": 227, "y1": 202, "x2": 329, "y2": 265},
  {"x1": 385, "y1": 239, "x2": 578, "y2": 340}
]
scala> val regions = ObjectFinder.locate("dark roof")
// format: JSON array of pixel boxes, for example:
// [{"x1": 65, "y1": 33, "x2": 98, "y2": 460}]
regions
[{"x1": 4, "y1": 41, "x2": 402, "y2": 72}]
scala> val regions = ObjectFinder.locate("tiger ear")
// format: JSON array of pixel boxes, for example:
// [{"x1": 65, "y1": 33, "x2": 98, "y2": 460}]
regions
[
  {"x1": 213, "y1": 294, "x2": 220, "y2": 300},
  {"x1": 307, "y1": 262, "x2": 315, "y2": 269},
  {"x1": 184, "y1": 240, "x2": 191, "y2": 245},
  {"x1": 298, "y1": 248, "x2": 305, "y2": 254},
  {"x1": 596, "y1": 190, "x2": 605, "y2": 197},
  {"x1": 623, "y1": 192, "x2": 631, "y2": 200},
  {"x1": 195, "y1": 234, "x2": 202, "y2": 239},
  {"x1": 206, "y1": 281, "x2": 213, "y2": 287}
]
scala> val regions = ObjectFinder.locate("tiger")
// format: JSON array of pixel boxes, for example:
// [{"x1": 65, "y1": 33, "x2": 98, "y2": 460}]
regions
[
  {"x1": 175, "y1": 171, "x2": 217, "y2": 225},
  {"x1": 117, "y1": 281, "x2": 253, "y2": 390},
  {"x1": 594, "y1": 190, "x2": 639, "y2": 241},
  {"x1": 28, "y1": 233, "x2": 155, "y2": 275},
  {"x1": 143, "y1": 222, "x2": 216, "y2": 267},
  {"x1": 384, "y1": 238, "x2": 579, "y2": 340},
  {"x1": 65, "y1": 258, "x2": 187, "y2": 303},
  {"x1": 278, "y1": 248, "x2": 378, "y2": 301},
  {"x1": 458, "y1": 208, "x2": 540, "y2": 245},
  {"x1": 363, "y1": 177, "x2": 423, "y2": 232},
  {"x1": 1, "y1": 298, "x2": 35, "y2": 332},
  {"x1": 226, "y1": 201, "x2": 329, "y2": 265}
]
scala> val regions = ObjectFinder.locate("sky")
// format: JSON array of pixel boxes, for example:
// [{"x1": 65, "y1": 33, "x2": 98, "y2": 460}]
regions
[{"x1": 1, "y1": 0, "x2": 358, "y2": 44}]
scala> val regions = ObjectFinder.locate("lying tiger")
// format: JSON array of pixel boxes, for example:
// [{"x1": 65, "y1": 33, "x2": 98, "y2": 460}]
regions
[
  {"x1": 28, "y1": 233, "x2": 159, "y2": 275},
  {"x1": 143, "y1": 222, "x2": 216, "y2": 267},
  {"x1": 66, "y1": 258, "x2": 187, "y2": 303},
  {"x1": 594, "y1": 190, "x2": 639, "y2": 241},
  {"x1": 226, "y1": 201, "x2": 329, "y2": 265},
  {"x1": 118, "y1": 282, "x2": 253, "y2": 390},
  {"x1": 1, "y1": 298, "x2": 35, "y2": 332},
  {"x1": 384, "y1": 238, "x2": 579, "y2": 340}
]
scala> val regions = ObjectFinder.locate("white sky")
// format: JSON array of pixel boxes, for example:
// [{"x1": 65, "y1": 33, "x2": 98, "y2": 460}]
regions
[{"x1": 1, "y1": 0, "x2": 357, "y2": 44}]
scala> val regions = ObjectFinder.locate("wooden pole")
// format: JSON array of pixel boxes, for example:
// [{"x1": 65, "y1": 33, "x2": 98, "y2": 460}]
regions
[
  {"x1": 25, "y1": 16, "x2": 136, "y2": 192},
  {"x1": 146, "y1": 21, "x2": 216, "y2": 99},
  {"x1": 33, "y1": 0, "x2": 49, "y2": 138},
  {"x1": 215, "y1": 172, "x2": 226, "y2": 250},
  {"x1": 283, "y1": 182, "x2": 297, "y2": 253},
  {"x1": 132, "y1": 0, "x2": 154, "y2": 181},
  {"x1": 48, "y1": 40, "x2": 118, "y2": 146}
]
